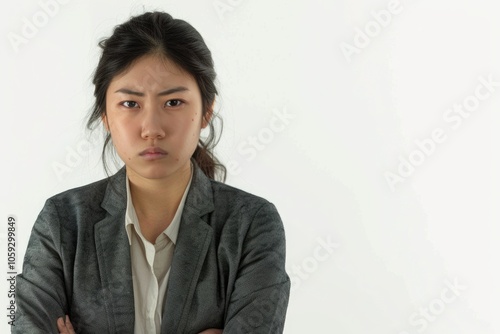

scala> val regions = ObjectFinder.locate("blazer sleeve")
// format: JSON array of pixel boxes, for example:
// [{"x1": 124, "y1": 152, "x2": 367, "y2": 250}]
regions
[
  {"x1": 13, "y1": 199, "x2": 67, "y2": 333},
  {"x1": 223, "y1": 202, "x2": 291, "y2": 333}
]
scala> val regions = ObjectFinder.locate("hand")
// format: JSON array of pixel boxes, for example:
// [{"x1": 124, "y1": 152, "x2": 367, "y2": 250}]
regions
[
  {"x1": 57, "y1": 315, "x2": 75, "y2": 334},
  {"x1": 198, "y1": 329, "x2": 223, "y2": 334}
]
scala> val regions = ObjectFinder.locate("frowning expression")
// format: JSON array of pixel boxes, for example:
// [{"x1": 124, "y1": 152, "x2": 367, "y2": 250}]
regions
[{"x1": 103, "y1": 54, "x2": 210, "y2": 180}]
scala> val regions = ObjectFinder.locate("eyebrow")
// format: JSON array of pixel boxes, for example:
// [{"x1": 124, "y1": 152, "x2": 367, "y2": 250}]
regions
[{"x1": 114, "y1": 86, "x2": 189, "y2": 96}]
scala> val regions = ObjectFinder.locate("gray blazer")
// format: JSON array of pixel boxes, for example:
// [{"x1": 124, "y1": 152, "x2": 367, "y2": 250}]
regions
[{"x1": 14, "y1": 162, "x2": 290, "y2": 333}]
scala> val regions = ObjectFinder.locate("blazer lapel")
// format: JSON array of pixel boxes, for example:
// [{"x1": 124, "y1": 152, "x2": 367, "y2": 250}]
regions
[
  {"x1": 94, "y1": 167, "x2": 135, "y2": 333},
  {"x1": 161, "y1": 162, "x2": 215, "y2": 333}
]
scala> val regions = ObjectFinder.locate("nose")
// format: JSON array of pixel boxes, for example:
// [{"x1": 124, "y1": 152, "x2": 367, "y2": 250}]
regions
[{"x1": 141, "y1": 105, "x2": 166, "y2": 140}]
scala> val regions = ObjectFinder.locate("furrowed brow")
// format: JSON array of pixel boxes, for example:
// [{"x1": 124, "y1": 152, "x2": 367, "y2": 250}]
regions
[{"x1": 114, "y1": 86, "x2": 189, "y2": 97}]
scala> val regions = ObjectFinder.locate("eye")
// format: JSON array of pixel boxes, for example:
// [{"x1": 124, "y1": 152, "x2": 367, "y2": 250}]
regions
[
  {"x1": 120, "y1": 101, "x2": 140, "y2": 108},
  {"x1": 165, "y1": 99, "x2": 183, "y2": 108}
]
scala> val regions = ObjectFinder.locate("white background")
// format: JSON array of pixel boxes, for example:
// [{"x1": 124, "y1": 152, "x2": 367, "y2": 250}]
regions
[{"x1": 1, "y1": 0, "x2": 499, "y2": 333}]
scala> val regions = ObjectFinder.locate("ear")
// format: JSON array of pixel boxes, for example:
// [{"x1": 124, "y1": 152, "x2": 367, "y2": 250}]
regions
[{"x1": 201, "y1": 100, "x2": 215, "y2": 129}]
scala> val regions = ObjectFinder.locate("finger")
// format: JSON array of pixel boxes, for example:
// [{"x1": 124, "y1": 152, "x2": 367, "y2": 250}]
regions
[
  {"x1": 65, "y1": 315, "x2": 75, "y2": 332},
  {"x1": 57, "y1": 317, "x2": 68, "y2": 334}
]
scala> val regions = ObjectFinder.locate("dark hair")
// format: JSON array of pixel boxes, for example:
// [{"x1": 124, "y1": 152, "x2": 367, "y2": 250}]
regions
[{"x1": 86, "y1": 11, "x2": 226, "y2": 181}]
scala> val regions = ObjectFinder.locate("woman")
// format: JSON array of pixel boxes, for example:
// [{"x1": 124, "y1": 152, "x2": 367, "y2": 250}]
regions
[{"x1": 14, "y1": 11, "x2": 290, "y2": 334}]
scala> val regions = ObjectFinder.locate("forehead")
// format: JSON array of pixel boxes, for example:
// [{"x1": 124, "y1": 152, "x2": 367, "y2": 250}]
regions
[{"x1": 108, "y1": 54, "x2": 197, "y2": 91}]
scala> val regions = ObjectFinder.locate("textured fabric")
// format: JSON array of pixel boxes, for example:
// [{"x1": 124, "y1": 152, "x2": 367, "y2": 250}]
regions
[
  {"x1": 125, "y1": 167, "x2": 192, "y2": 334},
  {"x1": 13, "y1": 160, "x2": 290, "y2": 333}
]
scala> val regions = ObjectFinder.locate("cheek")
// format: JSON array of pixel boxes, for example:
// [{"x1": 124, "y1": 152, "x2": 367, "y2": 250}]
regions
[
  {"x1": 110, "y1": 118, "x2": 138, "y2": 138},
  {"x1": 176, "y1": 120, "x2": 201, "y2": 143},
  {"x1": 179, "y1": 110, "x2": 202, "y2": 131},
  {"x1": 190, "y1": 114, "x2": 204, "y2": 139},
  {"x1": 172, "y1": 116, "x2": 202, "y2": 151},
  {"x1": 108, "y1": 122, "x2": 136, "y2": 159}
]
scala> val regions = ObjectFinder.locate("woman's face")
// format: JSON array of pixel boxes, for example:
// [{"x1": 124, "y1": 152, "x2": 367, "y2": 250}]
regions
[{"x1": 103, "y1": 54, "x2": 209, "y2": 181}]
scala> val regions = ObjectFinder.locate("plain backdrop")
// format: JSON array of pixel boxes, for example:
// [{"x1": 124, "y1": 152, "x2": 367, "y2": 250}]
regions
[{"x1": 1, "y1": 0, "x2": 499, "y2": 333}]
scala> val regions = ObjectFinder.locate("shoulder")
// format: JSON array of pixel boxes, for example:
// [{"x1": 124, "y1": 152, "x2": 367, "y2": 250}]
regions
[
  {"x1": 47, "y1": 176, "x2": 109, "y2": 207},
  {"x1": 43, "y1": 169, "x2": 125, "y2": 218},
  {"x1": 209, "y1": 179, "x2": 275, "y2": 212},
  {"x1": 206, "y1": 180, "x2": 283, "y2": 234},
  {"x1": 206, "y1": 181, "x2": 287, "y2": 273}
]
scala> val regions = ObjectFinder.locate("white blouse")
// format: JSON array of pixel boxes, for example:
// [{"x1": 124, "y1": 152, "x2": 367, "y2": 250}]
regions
[{"x1": 124, "y1": 169, "x2": 193, "y2": 334}]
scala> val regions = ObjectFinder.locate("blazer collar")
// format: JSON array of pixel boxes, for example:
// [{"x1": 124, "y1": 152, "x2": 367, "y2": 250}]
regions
[{"x1": 96, "y1": 160, "x2": 215, "y2": 333}]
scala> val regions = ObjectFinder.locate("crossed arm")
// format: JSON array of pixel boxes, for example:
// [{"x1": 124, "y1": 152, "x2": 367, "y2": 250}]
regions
[
  {"x1": 16, "y1": 199, "x2": 290, "y2": 333},
  {"x1": 57, "y1": 316, "x2": 222, "y2": 334}
]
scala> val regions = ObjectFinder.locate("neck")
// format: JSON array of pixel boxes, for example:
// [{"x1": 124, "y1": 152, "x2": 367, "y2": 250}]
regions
[{"x1": 127, "y1": 161, "x2": 192, "y2": 228}]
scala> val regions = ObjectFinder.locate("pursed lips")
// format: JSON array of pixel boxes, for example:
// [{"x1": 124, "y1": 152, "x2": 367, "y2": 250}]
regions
[{"x1": 139, "y1": 147, "x2": 168, "y2": 159}]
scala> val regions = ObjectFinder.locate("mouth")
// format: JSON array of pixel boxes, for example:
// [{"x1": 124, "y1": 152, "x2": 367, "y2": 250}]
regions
[{"x1": 139, "y1": 147, "x2": 168, "y2": 160}]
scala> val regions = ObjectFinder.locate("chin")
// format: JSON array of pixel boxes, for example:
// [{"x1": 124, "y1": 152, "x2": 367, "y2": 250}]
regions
[
  {"x1": 143, "y1": 165, "x2": 176, "y2": 179},
  {"x1": 133, "y1": 161, "x2": 190, "y2": 180}
]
